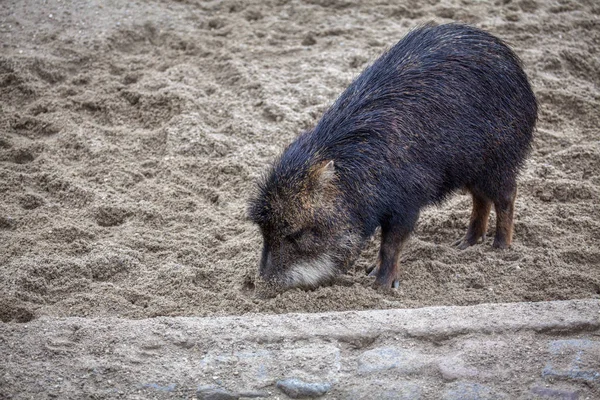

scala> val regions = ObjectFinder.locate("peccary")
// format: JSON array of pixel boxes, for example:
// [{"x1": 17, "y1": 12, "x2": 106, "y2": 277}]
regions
[{"x1": 249, "y1": 23, "x2": 537, "y2": 289}]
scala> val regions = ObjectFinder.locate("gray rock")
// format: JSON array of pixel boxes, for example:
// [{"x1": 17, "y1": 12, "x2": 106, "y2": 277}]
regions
[
  {"x1": 238, "y1": 391, "x2": 270, "y2": 398},
  {"x1": 543, "y1": 339, "x2": 600, "y2": 383},
  {"x1": 530, "y1": 386, "x2": 579, "y2": 400},
  {"x1": 357, "y1": 347, "x2": 426, "y2": 374},
  {"x1": 276, "y1": 378, "x2": 331, "y2": 398},
  {"x1": 197, "y1": 386, "x2": 239, "y2": 400},
  {"x1": 442, "y1": 382, "x2": 507, "y2": 400},
  {"x1": 437, "y1": 357, "x2": 479, "y2": 381}
]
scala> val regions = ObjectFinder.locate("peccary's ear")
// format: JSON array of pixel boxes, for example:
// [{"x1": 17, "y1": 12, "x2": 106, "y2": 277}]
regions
[
  {"x1": 306, "y1": 160, "x2": 338, "y2": 207},
  {"x1": 306, "y1": 160, "x2": 337, "y2": 202},
  {"x1": 312, "y1": 160, "x2": 336, "y2": 186},
  {"x1": 318, "y1": 160, "x2": 335, "y2": 184}
]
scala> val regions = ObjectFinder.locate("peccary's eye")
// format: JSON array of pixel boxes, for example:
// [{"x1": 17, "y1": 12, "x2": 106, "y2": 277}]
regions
[
  {"x1": 286, "y1": 228, "x2": 321, "y2": 247},
  {"x1": 286, "y1": 229, "x2": 306, "y2": 243}
]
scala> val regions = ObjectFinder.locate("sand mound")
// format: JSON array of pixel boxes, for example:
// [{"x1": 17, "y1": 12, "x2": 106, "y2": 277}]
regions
[{"x1": 1, "y1": 0, "x2": 599, "y2": 321}]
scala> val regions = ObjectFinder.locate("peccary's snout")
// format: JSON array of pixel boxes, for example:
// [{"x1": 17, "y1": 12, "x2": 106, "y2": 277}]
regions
[{"x1": 258, "y1": 245, "x2": 272, "y2": 278}]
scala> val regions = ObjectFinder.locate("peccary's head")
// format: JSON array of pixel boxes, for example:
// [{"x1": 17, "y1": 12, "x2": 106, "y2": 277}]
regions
[{"x1": 249, "y1": 157, "x2": 361, "y2": 289}]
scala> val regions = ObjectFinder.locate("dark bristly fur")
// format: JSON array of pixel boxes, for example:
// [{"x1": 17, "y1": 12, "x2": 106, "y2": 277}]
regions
[{"x1": 249, "y1": 23, "x2": 538, "y2": 289}]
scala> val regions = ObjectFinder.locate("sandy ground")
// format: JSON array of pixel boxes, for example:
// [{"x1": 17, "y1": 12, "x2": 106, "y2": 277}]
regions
[{"x1": 0, "y1": 0, "x2": 599, "y2": 322}]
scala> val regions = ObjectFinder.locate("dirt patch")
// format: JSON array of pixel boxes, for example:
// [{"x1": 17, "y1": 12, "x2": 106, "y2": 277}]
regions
[{"x1": 0, "y1": 0, "x2": 599, "y2": 321}]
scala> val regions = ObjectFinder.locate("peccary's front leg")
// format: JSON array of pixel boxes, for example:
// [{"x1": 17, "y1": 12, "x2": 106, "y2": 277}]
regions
[{"x1": 373, "y1": 224, "x2": 411, "y2": 289}]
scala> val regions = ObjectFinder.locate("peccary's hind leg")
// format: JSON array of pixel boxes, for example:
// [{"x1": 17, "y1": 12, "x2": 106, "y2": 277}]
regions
[
  {"x1": 372, "y1": 225, "x2": 411, "y2": 289},
  {"x1": 454, "y1": 190, "x2": 492, "y2": 250},
  {"x1": 493, "y1": 184, "x2": 517, "y2": 249}
]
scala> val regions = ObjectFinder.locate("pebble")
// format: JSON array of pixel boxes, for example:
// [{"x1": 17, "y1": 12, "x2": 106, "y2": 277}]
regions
[
  {"x1": 276, "y1": 378, "x2": 331, "y2": 398},
  {"x1": 237, "y1": 391, "x2": 269, "y2": 398},
  {"x1": 197, "y1": 387, "x2": 239, "y2": 400},
  {"x1": 438, "y1": 358, "x2": 478, "y2": 381},
  {"x1": 530, "y1": 386, "x2": 579, "y2": 400}
]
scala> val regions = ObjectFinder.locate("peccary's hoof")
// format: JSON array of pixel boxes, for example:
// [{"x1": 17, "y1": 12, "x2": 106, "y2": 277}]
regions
[
  {"x1": 492, "y1": 239, "x2": 510, "y2": 250},
  {"x1": 367, "y1": 265, "x2": 378, "y2": 277},
  {"x1": 453, "y1": 238, "x2": 474, "y2": 250},
  {"x1": 453, "y1": 234, "x2": 486, "y2": 250},
  {"x1": 372, "y1": 278, "x2": 400, "y2": 290},
  {"x1": 365, "y1": 264, "x2": 376, "y2": 275},
  {"x1": 369, "y1": 266, "x2": 399, "y2": 289}
]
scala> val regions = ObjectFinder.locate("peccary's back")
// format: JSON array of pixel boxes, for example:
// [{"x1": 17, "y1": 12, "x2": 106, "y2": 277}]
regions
[{"x1": 304, "y1": 24, "x2": 537, "y2": 201}]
